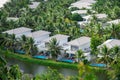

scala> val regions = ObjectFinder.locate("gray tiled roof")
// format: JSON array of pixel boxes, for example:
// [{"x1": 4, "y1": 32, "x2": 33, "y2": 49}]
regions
[
  {"x1": 28, "y1": 2, "x2": 40, "y2": 9},
  {"x1": 3, "y1": 27, "x2": 32, "y2": 34},
  {"x1": 98, "y1": 39, "x2": 120, "y2": 49},
  {"x1": 67, "y1": 36, "x2": 91, "y2": 46},
  {"x1": 44, "y1": 34, "x2": 69, "y2": 42},
  {"x1": 107, "y1": 19, "x2": 120, "y2": 24},
  {"x1": 26, "y1": 30, "x2": 51, "y2": 38}
]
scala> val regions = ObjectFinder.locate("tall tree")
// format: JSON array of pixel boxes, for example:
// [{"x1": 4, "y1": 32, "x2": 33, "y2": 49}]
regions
[{"x1": 47, "y1": 38, "x2": 62, "y2": 59}]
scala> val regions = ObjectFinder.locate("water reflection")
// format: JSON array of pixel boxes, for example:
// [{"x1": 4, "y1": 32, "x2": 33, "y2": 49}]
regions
[{"x1": 6, "y1": 58, "x2": 78, "y2": 77}]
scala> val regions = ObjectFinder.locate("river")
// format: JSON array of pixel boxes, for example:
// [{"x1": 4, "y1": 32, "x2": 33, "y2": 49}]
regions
[{"x1": 6, "y1": 57, "x2": 78, "y2": 77}]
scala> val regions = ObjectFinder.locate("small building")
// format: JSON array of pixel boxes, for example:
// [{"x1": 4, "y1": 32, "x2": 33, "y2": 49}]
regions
[
  {"x1": 106, "y1": 19, "x2": 120, "y2": 25},
  {"x1": 98, "y1": 39, "x2": 120, "y2": 49},
  {"x1": 7, "y1": 17, "x2": 19, "y2": 21},
  {"x1": 70, "y1": 0, "x2": 96, "y2": 9},
  {"x1": 26, "y1": 30, "x2": 51, "y2": 45},
  {"x1": 67, "y1": 36, "x2": 91, "y2": 52},
  {"x1": 82, "y1": 15, "x2": 91, "y2": 22},
  {"x1": 70, "y1": 2, "x2": 92, "y2": 9},
  {"x1": 3, "y1": 27, "x2": 32, "y2": 38},
  {"x1": 77, "y1": 21, "x2": 87, "y2": 28},
  {"x1": 71, "y1": 10, "x2": 87, "y2": 16},
  {"x1": 95, "y1": 14, "x2": 107, "y2": 19},
  {"x1": 83, "y1": 14, "x2": 107, "y2": 22},
  {"x1": 28, "y1": 2, "x2": 40, "y2": 9}
]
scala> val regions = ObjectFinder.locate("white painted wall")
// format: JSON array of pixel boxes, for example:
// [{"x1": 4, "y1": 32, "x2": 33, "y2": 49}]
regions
[
  {"x1": 71, "y1": 42, "x2": 90, "y2": 52},
  {"x1": 59, "y1": 38, "x2": 68, "y2": 46},
  {"x1": 34, "y1": 34, "x2": 50, "y2": 44},
  {"x1": 78, "y1": 43, "x2": 90, "y2": 52}
]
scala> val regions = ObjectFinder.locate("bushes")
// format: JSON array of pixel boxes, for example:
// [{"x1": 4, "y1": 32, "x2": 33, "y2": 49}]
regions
[{"x1": 71, "y1": 13, "x2": 83, "y2": 21}]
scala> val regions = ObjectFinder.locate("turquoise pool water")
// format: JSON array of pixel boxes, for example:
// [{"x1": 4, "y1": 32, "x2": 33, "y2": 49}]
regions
[
  {"x1": 15, "y1": 50, "x2": 25, "y2": 54},
  {"x1": 33, "y1": 55, "x2": 47, "y2": 59},
  {"x1": 90, "y1": 63, "x2": 106, "y2": 67}
]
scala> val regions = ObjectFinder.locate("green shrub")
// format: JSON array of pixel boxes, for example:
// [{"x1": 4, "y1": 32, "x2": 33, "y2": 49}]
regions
[{"x1": 71, "y1": 13, "x2": 83, "y2": 21}]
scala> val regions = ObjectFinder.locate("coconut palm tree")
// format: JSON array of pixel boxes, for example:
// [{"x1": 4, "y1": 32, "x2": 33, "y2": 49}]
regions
[
  {"x1": 98, "y1": 45, "x2": 112, "y2": 67},
  {"x1": 110, "y1": 24, "x2": 120, "y2": 39},
  {"x1": 47, "y1": 38, "x2": 62, "y2": 59},
  {"x1": 1, "y1": 33, "x2": 16, "y2": 51},
  {"x1": 24, "y1": 37, "x2": 37, "y2": 55},
  {"x1": 76, "y1": 50, "x2": 84, "y2": 62},
  {"x1": 110, "y1": 46, "x2": 120, "y2": 65}
]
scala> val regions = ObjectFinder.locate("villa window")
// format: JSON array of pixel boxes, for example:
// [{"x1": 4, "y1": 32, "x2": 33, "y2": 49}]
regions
[{"x1": 71, "y1": 46, "x2": 78, "y2": 51}]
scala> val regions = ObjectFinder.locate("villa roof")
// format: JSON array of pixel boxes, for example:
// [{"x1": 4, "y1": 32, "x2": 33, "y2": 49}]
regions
[
  {"x1": 70, "y1": 0, "x2": 96, "y2": 9},
  {"x1": 95, "y1": 14, "x2": 107, "y2": 19},
  {"x1": 67, "y1": 36, "x2": 91, "y2": 46},
  {"x1": 80, "y1": 0, "x2": 96, "y2": 3},
  {"x1": 71, "y1": 10, "x2": 87, "y2": 14},
  {"x1": 107, "y1": 19, "x2": 120, "y2": 24},
  {"x1": 44, "y1": 34, "x2": 69, "y2": 43},
  {"x1": 83, "y1": 14, "x2": 107, "y2": 20},
  {"x1": 83, "y1": 15, "x2": 91, "y2": 20},
  {"x1": 28, "y1": 2, "x2": 40, "y2": 9},
  {"x1": 77, "y1": 21, "x2": 87, "y2": 26},
  {"x1": 7, "y1": 17, "x2": 19, "y2": 21},
  {"x1": 98, "y1": 39, "x2": 120, "y2": 49},
  {"x1": 70, "y1": 2, "x2": 92, "y2": 9},
  {"x1": 3, "y1": 27, "x2": 32, "y2": 35},
  {"x1": 26, "y1": 30, "x2": 51, "y2": 38}
]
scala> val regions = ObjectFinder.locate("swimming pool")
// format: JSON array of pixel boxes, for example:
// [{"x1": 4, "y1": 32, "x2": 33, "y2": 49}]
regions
[
  {"x1": 15, "y1": 50, "x2": 25, "y2": 54},
  {"x1": 33, "y1": 55, "x2": 48, "y2": 59},
  {"x1": 90, "y1": 63, "x2": 106, "y2": 67}
]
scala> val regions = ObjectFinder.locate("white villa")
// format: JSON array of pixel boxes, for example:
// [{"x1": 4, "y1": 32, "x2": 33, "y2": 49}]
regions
[
  {"x1": 36, "y1": 34, "x2": 69, "y2": 51},
  {"x1": 70, "y1": 0, "x2": 96, "y2": 9},
  {"x1": 83, "y1": 14, "x2": 107, "y2": 22},
  {"x1": 7, "y1": 17, "x2": 19, "y2": 21},
  {"x1": 25, "y1": 30, "x2": 51, "y2": 45},
  {"x1": 106, "y1": 19, "x2": 120, "y2": 25},
  {"x1": 3, "y1": 27, "x2": 32, "y2": 38},
  {"x1": 77, "y1": 21, "x2": 87, "y2": 28},
  {"x1": 98, "y1": 39, "x2": 120, "y2": 49},
  {"x1": 67, "y1": 36, "x2": 91, "y2": 52},
  {"x1": 71, "y1": 10, "x2": 87, "y2": 16},
  {"x1": 28, "y1": 2, "x2": 40, "y2": 9}
]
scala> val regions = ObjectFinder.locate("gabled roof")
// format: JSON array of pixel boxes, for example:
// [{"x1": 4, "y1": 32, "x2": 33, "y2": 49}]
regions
[
  {"x1": 95, "y1": 14, "x2": 107, "y2": 19},
  {"x1": 7, "y1": 17, "x2": 19, "y2": 21},
  {"x1": 28, "y1": 2, "x2": 40, "y2": 9},
  {"x1": 70, "y1": 2, "x2": 92, "y2": 9},
  {"x1": 72, "y1": 10, "x2": 87, "y2": 14},
  {"x1": 79, "y1": 0, "x2": 96, "y2": 3},
  {"x1": 3, "y1": 27, "x2": 32, "y2": 35},
  {"x1": 107, "y1": 19, "x2": 120, "y2": 24},
  {"x1": 70, "y1": 0, "x2": 96, "y2": 9},
  {"x1": 98, "y1": 39, "x2": 120, "y2": 49},
  {"x1": 44, "y1": 34, "x2": 69, "y2": 43},
  {"x1": 26, "y1": 30, "x2": 51, "y2": 38},
  {"x1": 83, "y1": 14, "x2": 107, "y2": 20},
  {"x1": 67, "y1": 36, "x2": 91, "y2": 46}
]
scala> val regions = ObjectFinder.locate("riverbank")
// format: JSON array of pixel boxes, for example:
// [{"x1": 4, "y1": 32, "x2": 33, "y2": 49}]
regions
[{"x1": 0, "y1": 48, "x2": 78, "y2": 70}]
